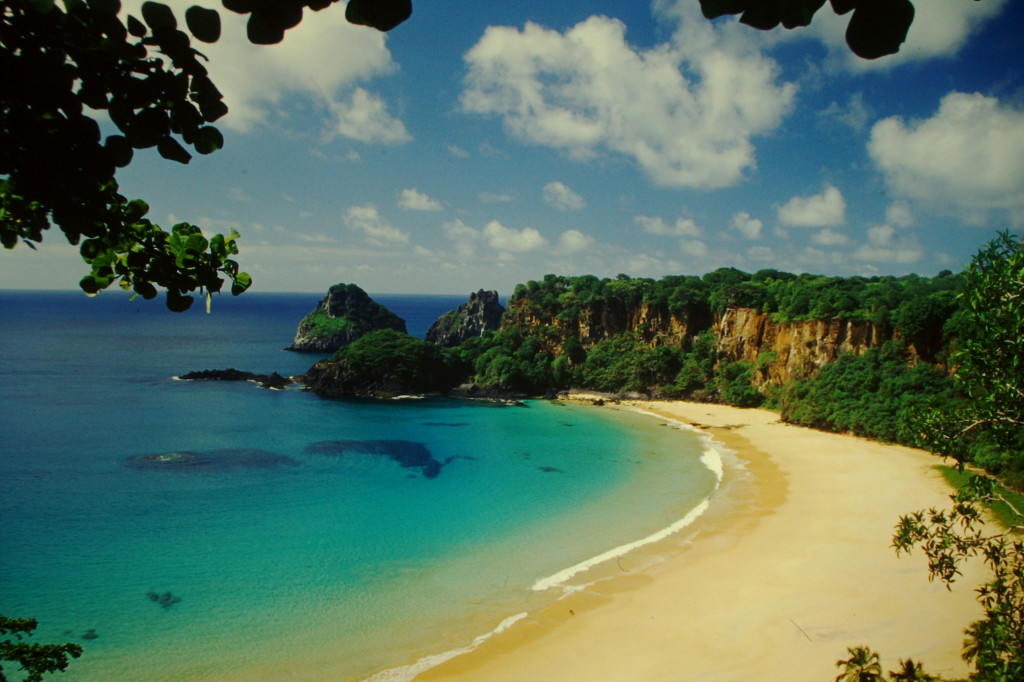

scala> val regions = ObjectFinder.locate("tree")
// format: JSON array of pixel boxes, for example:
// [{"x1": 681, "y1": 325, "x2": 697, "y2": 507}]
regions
[
  {"x1": 835, "y1": 645, "x2": 884, "y2": 682},
  {"x1": 0, "y1": 616, "x2": 83, "y2": 682},
  {"x1": 888, "y1": 658, "x2": 937, "y2": 682},
  {"x1": 2, "y1": 0, "x2": 407, "y2": 310}
]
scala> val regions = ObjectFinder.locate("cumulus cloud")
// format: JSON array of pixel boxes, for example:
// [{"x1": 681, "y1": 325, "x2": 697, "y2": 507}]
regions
[
  {"x1": 778, "y1": 184, "x2": 846, "y2": 227},
  {"x1": 812, "y1": 228, "x2": 851, "y2": 246},
  {"x1": 869, "y1": 92, "x2": 1024, "y2": 224},
  {"x1": 483, "y1": 220, "x2": 547, "y2": 252},
  {"x1": 543, "y1": 181, "x2": 586, "y2": 211},
  {"x1": 461, "y1": 8, "x2": 794, "y2": 188},
  {"x1": 731, "y1": 211, "x2": 763, "y2": 240},
  {"x1": 120, "y1": 0, "x2": 405, "y2": 138},
  {"x1": 344, "y1": 204, "x2": 409, "y2": 246},
  {"x1": 886, "y1": 201, "x2": 914, "y2": 228},
  {"x1": 398, "y1": 188, "x2": 443, "y2": 211},
  {"x1": 853, "y1": 224, "x2": 923, "y2": 264},
  {"x1": 557, "y1": 229, "x2": 593, "y2": 253},
  {"x1": 635, "y1": 215, "x2": 702, "y2": 238},
  {"x1": 328, "y1": 88, "x2": 410, "y2": 144}
]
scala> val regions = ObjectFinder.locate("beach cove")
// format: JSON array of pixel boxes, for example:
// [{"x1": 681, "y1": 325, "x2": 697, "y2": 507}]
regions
[{"x1": 416, "y1": 398, "x2": 989, "y2": 681}]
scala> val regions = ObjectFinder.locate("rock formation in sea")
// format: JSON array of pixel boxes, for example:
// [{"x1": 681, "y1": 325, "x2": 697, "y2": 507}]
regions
[
  {"x1": 425, "y1": 290, "x2": 505, "y2": 347},
  {"x1": 287, "y1": 283, "x2": 406, "y2": 353}
]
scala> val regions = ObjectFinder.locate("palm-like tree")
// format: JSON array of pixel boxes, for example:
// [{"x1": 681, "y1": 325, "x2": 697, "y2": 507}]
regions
[
  {"x1": 888, "y1": 658, "x2": 936, "y2": 681},
  {"x1": 835, "y1": 645, "x2": 884, "y2": 682}
]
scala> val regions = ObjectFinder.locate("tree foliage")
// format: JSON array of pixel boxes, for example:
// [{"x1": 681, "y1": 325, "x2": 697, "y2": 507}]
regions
[
  {"x1": 0, "y1": 616, "x2": 82, "y2": 682},
  {"x1": 1, "y1": 0, "x2": 404, "y2": 309},
  {"x1": 700, "y1": 0, "x2": 916, "y2": 60}
]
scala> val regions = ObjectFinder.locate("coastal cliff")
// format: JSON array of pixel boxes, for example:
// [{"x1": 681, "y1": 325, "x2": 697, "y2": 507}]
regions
[
  {"x1": 712, "y1": 307, "x2": 898, "y2": 389},
  {"x1": 288, "y1": 283, "x2": 406, "y2": 353}
]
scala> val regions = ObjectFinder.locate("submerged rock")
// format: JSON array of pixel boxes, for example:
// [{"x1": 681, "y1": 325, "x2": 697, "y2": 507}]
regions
[
  {"x1": 126, "y1": 448, "x2": 300, "y2": 472},
  {"x1": 305, "y1": 439, "x2": 452, "y2": 479}
]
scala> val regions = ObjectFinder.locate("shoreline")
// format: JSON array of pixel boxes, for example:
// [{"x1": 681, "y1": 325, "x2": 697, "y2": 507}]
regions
[{"x1": 413, "y1": 399, "x2": 988, "y2": 681}]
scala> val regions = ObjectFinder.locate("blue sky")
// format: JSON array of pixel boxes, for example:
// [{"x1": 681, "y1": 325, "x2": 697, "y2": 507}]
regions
[{"x1": 3, "y1": 0, "x2": 1023, "y2": 295}]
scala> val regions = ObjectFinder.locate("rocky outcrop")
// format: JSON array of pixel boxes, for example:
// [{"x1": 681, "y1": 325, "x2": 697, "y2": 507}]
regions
[
  {"x1": 288, "y1": 283, "x2": 406, "y2": 353},
  {"x1": 178, "y1": 368, "x2": 293, "y2": 389},
  {"x1": 426, "y1": 290, "x2": 504, "y2": 347},
  {"x1": 713, "y1": 307, "x2": 899, "y2": 388}
]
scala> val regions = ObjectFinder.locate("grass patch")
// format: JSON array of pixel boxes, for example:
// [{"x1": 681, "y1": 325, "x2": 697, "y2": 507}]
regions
[{"x1": 936, "y1": 465, "x2": 1024, "y2": 532}]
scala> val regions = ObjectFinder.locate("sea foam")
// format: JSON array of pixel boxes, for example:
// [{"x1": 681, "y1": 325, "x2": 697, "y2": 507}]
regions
[
  {"x1": 530, "y1": 408, "x2": 725, "y2": 593},
  {"x1": 364, "y1": 612, "x2": 529, "y2": 682}
]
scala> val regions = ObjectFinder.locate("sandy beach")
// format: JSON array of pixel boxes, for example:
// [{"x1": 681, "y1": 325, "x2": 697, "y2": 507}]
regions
[{"x1": 417, "y1": 399, "x2": 988, "y2": 681}]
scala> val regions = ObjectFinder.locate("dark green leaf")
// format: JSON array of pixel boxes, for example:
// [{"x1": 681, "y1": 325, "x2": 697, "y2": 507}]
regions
[
  {"x1": 105, "y1": 135, "x2": 134, "y2": 167},
  {"x1": 247, "y1": 11, "x2": 286, "y2": 44},
  {"x1": 166, "y1": 290, "x2": 194, "y2": 311},
  {"x1": 193, "y1": 126, "x2": 224, "y2": 154},
  {"x1": 157, "y1": 136, "x2": 192, "y2": 164},
  {"x1": 232, "y1": 271, "x2": 252, "y2": 296},
  {"x1": 829, "y1": 0, "x2": 857, "y2": 15},
  {"x1": 134, "y1": 281, "x2": 158, "y2": 299},
  {"x1": 699, "y1": 0, "x2": 747, "y2": 19},
  {"x1": 845, "y1": 0, "x2": 914, "y2": 59},
  {"x1": 345, "y1": 0, "x2": 412, "y2": 32},
  {"x1": 185, "y1": 6, "x2": 221, "y2": 42},
  {"x1": 221, "y1": 0, "x2": 253, "y2": 14},
  {"x1": 125, "y1": 199, "x2": 150, "y2": 222},
  {"x1": 87, "y1": 0, "x2": 121, "y2": 15},
  {"x1": 127, "y1": 108, "x2": 170, "y2": 148},
  {"x1": 141, "y1": 1, "x2": 177, "y2": 31}
]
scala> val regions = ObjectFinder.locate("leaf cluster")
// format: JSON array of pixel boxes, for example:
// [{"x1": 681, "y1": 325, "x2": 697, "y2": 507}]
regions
[
  {"x1": 700, "y1": 0, "x2": 915, "y2": 60},
  {"x1": 1, "y1": 0, "x2": 249, "y2": 307},
  {"x1": 0, "y1": 616, "x2": 82, "y2": 682}
]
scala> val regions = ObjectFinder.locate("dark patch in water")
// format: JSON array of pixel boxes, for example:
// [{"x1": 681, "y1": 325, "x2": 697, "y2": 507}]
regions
[
  {"x1": 537, "y1": 466, "x2": 565, "y2": 474},
  {"x1": 126, "y1": 449, "x2": 299, "y2": 472},
  {"x1": 80, "y1": 629, "x2": 99, "y2": 640},
  {"x1": 305, "y1": 439, "x2": 451, "y2": 479},
  {"x1": 146, "y1": 591, "x2": 181, "y2": 609},
  {"x1": 422, "y1": 422, "x2": 470, "y2": 427}
]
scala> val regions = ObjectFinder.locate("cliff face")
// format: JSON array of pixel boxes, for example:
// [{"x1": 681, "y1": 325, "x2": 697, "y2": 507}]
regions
[
  {"x1": 426, "y1": 290, "x2": 504, "y2": 347},
  {"x1": 502, "y1": 291, "x2": 900, "y2": 388},
  {"x1": 713, "y1": 307, "x2": 898, "y2": 388},
  {"x1": 501, "y1": 298, "x2": 710, "y2": 351},
  {"x1": 289, "y1": 283, "x2": 406, "y2": 353}
]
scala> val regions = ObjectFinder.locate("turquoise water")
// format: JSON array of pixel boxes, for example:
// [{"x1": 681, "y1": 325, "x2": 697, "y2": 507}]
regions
[{"x1": 0, "y1": 292, "x2": 718, "y2": 680}]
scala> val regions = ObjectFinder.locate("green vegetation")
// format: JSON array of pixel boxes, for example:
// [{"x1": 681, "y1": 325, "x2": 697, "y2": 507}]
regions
[{"x1": 0, "y1": 616, "x2": 82, "y2": 682}]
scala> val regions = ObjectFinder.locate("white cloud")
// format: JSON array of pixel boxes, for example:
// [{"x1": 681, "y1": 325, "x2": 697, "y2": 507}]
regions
[
  {"x1": 328, "y1": 88, "x2": 410, "y2": 145},
  {"x1": 482, "y1": 220, "x2": 547, "y2": 252},
  {"x1": 820, "y1": 92, "x2": 872, "y2": 132},
  {"x1": 811, "y1": 228, "x2": 851, "y2": 246},
  {"x1": 681, "y1": 240, "x2": 708, "y2": 257},
  {"x1": 731, "y1": 211, "x2": 763, "y2": 240},
  {"x1": 461, "y1": 8, "x2": 794, "y2": 188},
  {"x1": 120, "y1": 1, "x2": 406, "y2": 137},
  {"x1": 557, "y1": 229, "x2": 593, "y2": 253},
  {"x1": 398, "y1": 188, "x2": 443, "y2": 211},
  {"x1": 869, "y1": 92, "x2": 1024, "y2": 225},
  {"x1": 635, "y1": 215, "x2": 702, "y2": 237},
  {"x1": 448, "y1": 145, "x2": 470, "y2": 158},
  {"x1": 543, "y1": 181, "x2": 586, "y2": 211},
  {"x1": 344, "y1": 204, "x2": 409, "y2": 246},
  {"x1": 886, "y1": 201, "x2": 914, "y2": 228},
  {"x1": 853, "y1": 224, "x2": 923, "y2": 264},
  {"x1": 778, "y1": 184, "x2": 846, "y2": 227}
]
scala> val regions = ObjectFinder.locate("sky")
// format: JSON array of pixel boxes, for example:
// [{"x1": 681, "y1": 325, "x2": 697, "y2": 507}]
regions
[{"x1": 3, "y1": 0, "x2": 1023, "y2": 295}]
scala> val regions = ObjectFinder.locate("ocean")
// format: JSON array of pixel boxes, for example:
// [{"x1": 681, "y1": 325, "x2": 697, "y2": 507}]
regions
[{"x1": 0, "y1": 290, "x2": 721, "y2": 681}]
